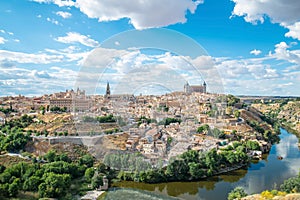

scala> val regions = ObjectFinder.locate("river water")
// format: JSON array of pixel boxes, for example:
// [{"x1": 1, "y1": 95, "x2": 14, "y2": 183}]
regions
[{"x1": 110, "y1": 129, "x2": 300, "y2": 200}]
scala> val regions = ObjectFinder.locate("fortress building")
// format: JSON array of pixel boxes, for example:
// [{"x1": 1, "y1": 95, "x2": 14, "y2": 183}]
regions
[
  {"x1": 49, "y1": 88, "x2": 91, "y2": 112},
  {"x1": 184, "y1": 81, "x2": 207, "y2": 94}
]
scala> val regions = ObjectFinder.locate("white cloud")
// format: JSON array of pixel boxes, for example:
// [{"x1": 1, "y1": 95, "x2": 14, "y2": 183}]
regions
[
  {"x1": 40, "y1": 0, "x2": 202, "y2": 29},
  {"x1": 55, "y1": 32, "x2": 99, "y2": 47},
  {"x1": 45, "y1": 46, "x2": 90, "y2": 62},
  {"x1": 285, "y1": 22, "x2": 300, "y2": 40},
  {"x1": 56, "y1": 11, "x2": 72, "y2": 18},
  {"x1": 29, "y1": 70, "x2": 51, "y2": 79},
  {"x1": 0, "y1": 50, "x2": 64, "y2": 64},
  {"x1": 0, "y1": 37, "x2": 7, "y2": 44},
  {"x1": 250, "y1": 49, "x2": 262, "y2": 56},
  {"x1": 270, "y1": 42, "x2": 300, "y2": 64},
  {"x1": 0, "y1": 66, "x2": 78, "y2": 96},
  {"x1": 32, "y1": 0, "x2": 75, "y2": 7},
  {"x1": 231, "y1": 0, "x2": 300, "y2": 40},
  {"x1": 47, "y1": 17, "x2": 60, "y2": 25},
  {"x1": 33, "y1": 0, "x2": 203, "y2": 29},
  {"x1": 78, "y1": 47, "x2": 226, "y2": 94}
]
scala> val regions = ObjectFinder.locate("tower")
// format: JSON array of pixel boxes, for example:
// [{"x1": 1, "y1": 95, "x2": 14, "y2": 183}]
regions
[
  {"x1": 203, "y1": 81, "x2": 207, "y2": 93},
  {"x1": 105, "y1": 82, "x2": 111, "y2": 96},
  {"x1": 184, "y1": 82, "x2": 191, "y2": 94}
]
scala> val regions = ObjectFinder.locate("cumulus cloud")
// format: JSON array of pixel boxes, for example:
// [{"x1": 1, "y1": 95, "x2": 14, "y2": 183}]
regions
[
  {"x1": 231, "y1": 0, "x2": 300, "y2": 40},
  {"x1": 250, "y1": 49, "x2": 262, "y2": 56},
  {"x1": 32, "y1": 0, "x2": 75, "y2": 7},
  {"x1": 56, "y1": 11, "x2": 72, "y2": 18},
  {"x1": 30, "y1": 70, "x2": 51, "y2": 79},
  {"x1": 0, "y1": 37, "x2": 7, "y2": 44},
  {"x1": 0, "y1": 66, "x2": 77, "y2": 96},
  {"x1": 55, "y1": 32, "x2": 99, "y2": 47},
  {"x1": 77, "y1": 0, "x2": 203, "y2": 29},
  {"x1": 270, "y1": 42, "x2": 300, "y2": 64},
  {"x1": 34, "y1": 0, "x2": 203, "y2": 29},
  {"x1": 45, "y1": 46, "x2": 90, "y2": 62},
  {"x1": 0, "y1": 50, "x2": 64, "y2": 64},
  {"x1": 77, "y1": 47, "x2": 226, "y2": 95},
  {"x1": 285, "y1": 22, "x2": 300, "y2": 40}
]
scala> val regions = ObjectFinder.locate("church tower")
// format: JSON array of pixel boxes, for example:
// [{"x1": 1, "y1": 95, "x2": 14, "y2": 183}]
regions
[
  {"x1": 203, "y1": 81, "x2": 207, "y2": 94},
  {"x1": 184, "y1": 82, "x2": 191, "y2": 94},
  {"x1": 105, "y1": 82, "x2": 111, "y2": 96}
]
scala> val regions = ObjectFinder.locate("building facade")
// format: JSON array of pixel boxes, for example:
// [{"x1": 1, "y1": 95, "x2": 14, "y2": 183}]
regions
[
  {"x1": 184, "y1": 81, "x2": 207, "y2": 94},
  {"x1": 49, "y1": 88, "x2": 91, "y2": 112}
]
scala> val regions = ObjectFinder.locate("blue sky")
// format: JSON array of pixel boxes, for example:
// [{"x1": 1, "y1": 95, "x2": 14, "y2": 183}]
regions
[{"x1": 0, "y1": 0, "x2": 300, "y2": 96}]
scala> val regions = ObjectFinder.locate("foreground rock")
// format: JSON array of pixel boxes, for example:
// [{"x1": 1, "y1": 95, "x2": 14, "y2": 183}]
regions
[{"x1": 242, "y1": 193, "x2": 300, "y2": 200}]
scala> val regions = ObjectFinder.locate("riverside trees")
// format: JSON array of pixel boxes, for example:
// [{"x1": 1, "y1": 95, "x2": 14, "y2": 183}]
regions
[
  {"x1": 0, "y1": 151, "x2": 98, "y2": 199},
  {"x1": 110, "y1": 143, "x2": 249, "y2": 184},
  {"x1": 0, "y1": 114, "x2": 33, "y2": 153}
]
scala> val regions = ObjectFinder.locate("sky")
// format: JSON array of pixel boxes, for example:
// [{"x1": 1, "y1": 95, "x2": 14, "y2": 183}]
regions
[{"x1": 0, "y1": 0, "x2": 300, "y2": 96}]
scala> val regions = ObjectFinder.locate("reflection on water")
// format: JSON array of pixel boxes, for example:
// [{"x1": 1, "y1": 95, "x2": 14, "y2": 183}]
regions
[
  {"x1": 112, "y1": 129, "x2": 300, "y2": 200},
  {"x1": 104, "y1": 188, "x2": 178, "y2": 200}
]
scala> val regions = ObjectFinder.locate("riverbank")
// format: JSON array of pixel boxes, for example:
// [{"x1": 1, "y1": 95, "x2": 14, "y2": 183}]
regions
[
  {"x1": 281, "y1": 124, "x2": 300, "y2": 138},
  {"x1": 110, "y1": 129, "x2": 300, "y2": 200},
  {"x1": 241, "y1": 193, "x2": 300, "y2": 200}
]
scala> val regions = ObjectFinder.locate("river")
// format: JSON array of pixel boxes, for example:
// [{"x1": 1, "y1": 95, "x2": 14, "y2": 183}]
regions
[{"x1": 109, "y1": 129, "x2": 300, "y2": 200}]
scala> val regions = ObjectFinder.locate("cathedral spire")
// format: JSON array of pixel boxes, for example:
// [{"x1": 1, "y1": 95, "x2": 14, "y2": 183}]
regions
[{"x1": 106, "y1": 81, "x2": 110, "y2": 96}]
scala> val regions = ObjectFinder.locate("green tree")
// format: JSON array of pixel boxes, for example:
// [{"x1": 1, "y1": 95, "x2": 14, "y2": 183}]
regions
[
  {"x1": 188, "y1": 162, "x2": 204, "y2": 179},
  {"x1": 91, "y1": 174, "x2": 103, "y2": 189},
  {"x1": 8, "y1": 178, "x2": 21, "y2": 197},
  {"x1": 79, "y1": 154, "x2": 94, "y2": 168},
  {"x1": 228, "y1": 187, "x2": 247, "y2": 200},
  {"x1": 166, "y1": 159, "x2": 189, "y2": 180},
  {"x1": 38, "y1": 172, "x2": 71, "y2": 198},
  {"x1": 0, "y1": 183, "x2": 9, "y2": 198},
  {"x1": 0, "y1": 171, "x2": 11, "y2": 183},
  {"x1": 246, "y1": 140, "x2": 260, "y2": 151},
  {"x1": 44, "y1": 150, "x2": 56, "y2": 162},
  {"x1": 84, "y1": 167, "x2": 95, "y2": 182},
  {"x1": 23, "y1": 176, "x2": 41, "y2": 191},
  {"x1": 280, "y1": 176, "x2": 300, "y2": 193},
  {"x1": 234, "y1": 110, "x2": 240, "y2": 119},
  {"x1": 40, "y1": 106, "x2": 45, "y2": 115}
]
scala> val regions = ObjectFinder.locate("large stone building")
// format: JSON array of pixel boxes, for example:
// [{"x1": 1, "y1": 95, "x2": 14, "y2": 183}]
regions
[
  {"x1": 184, "y1": 81, "x2": 207, "y2": 94},
  {"x1": 49, "y1": 88, "x2": 91, "y2": 112}
]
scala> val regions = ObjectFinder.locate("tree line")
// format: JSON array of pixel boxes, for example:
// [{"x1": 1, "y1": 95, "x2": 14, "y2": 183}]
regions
[
  {"x1": 113, "y1": 141, "x2": 250, "y2": 184},
  {"x1": 0, "y1": 115, "x2": 33, "y2": 153},
  {"x1": 0, "y1": 150, "x2": 107, "y2": 199}
]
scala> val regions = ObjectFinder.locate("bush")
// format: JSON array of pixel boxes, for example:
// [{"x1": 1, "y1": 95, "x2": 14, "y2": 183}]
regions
[
  {"x1": 261, "y1": 190, "x2": 274, "y2": 199},
  {"x1": 280, "y1": 176, "x2": 300, "y2": 193},
  {"x1": 228, "y1": 187, "x2": 247, "y2": 200}
]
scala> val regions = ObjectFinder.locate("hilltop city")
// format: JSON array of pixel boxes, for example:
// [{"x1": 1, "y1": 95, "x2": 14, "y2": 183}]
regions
[
  {"x1": 1, "y1": 81, "x2": 300, "y2": 200},
  {"x1": 0, "y1": 81, "x2": 278, "y2": 165}
]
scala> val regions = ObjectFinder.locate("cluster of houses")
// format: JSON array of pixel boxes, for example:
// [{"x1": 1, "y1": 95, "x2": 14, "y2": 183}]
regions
[{"x1": 0, "y1": 84, "x2": 274, "y2": 164}]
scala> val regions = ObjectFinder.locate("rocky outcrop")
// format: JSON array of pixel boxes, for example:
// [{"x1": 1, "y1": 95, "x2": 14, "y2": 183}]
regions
[{"x1": 242, "y1": 193, "x2": 300, "y2": 200}]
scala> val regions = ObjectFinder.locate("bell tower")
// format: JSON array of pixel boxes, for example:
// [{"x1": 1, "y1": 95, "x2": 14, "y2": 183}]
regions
[{"x1": 105, "y1": 81, "x2": 110, "y2": 96}]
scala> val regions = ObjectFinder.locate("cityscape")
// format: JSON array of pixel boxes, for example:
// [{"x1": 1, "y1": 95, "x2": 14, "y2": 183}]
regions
[{"x1": 0, "y1": 1, "x2": 300, "y2": 200}]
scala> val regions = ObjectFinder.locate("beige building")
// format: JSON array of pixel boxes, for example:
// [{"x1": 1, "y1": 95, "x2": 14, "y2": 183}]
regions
[
  {"x1": 49, "y1": 88, "x2": 91, "y2": 112},
  {"x1": 184, "y1": 81, "x2": 207, "y2": 94}
]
